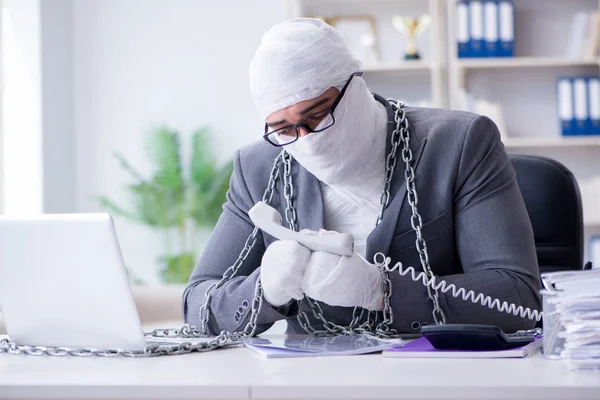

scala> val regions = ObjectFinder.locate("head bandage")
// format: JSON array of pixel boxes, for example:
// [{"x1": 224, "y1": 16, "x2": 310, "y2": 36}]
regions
[
  {"x1": 249, "y1": 18, "x2": 389, "y2": 259},
  {"x1": 249, "y1": 18, "x2": 362, "y2": 120}
]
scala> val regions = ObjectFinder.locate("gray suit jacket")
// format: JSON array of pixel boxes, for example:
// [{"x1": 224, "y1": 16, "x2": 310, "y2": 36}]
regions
[{"x1": 183, "y1": 94, "x2": 542, "y2": 335}]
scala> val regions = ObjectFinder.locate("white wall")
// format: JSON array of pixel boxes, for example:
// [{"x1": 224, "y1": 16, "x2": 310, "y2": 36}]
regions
[
  {"x1": 1, "y1": 0, "x2": 44, "y2": 214},
  {"x1": 73, "y1": 0, "x2": 289, "y2": 283},
  {"x1": 41, "y1": 0, "x2": 76, "y2": 213}
]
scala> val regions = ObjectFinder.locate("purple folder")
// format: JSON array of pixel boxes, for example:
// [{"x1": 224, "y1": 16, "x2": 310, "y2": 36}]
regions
[{"x1": 383, "y1": 337, "x2": 542, "y2": 358}]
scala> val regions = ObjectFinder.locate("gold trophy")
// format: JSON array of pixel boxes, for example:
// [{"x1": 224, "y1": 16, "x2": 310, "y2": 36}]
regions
[{"x1": 392, "y1": 14, "x2": 431, "y2": 60}]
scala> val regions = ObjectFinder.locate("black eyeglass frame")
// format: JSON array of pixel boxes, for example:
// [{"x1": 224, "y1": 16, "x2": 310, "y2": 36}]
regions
[{"x1": 262, "y1": 71, "x2": 364, "y2": 147}]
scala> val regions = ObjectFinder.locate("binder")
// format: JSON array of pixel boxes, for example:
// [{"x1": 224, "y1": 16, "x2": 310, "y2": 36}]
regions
[
  {"x1": 469, "y1": 1, "x2": 485, "y2": 57},
  {"x1": 484, "y1": 0, "x2": 499, "y2": 57},
  {"x1": 557, "y1": 78, "x2": 576, "y2": 136},
  {"x1": 573, "y1": 78, "x2": 589, "y2": 135},
  {"x1": 498, "y1": 0, "x2": 514, "y2": 57},
  {"x1": 457, "y1": 0, "x2": 470, "y2": 58},
  {"x1": 383, "y1": 336, "x2": 541, "y2": 359},
  {"x1": 588, "y1": 77, "x2": 600, "y2": 135}
]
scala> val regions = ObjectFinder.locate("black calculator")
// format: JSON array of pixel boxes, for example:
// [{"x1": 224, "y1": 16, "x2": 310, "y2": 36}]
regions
[{"x1": 421, "y1": 324, "x2": 536, "y2": 351}]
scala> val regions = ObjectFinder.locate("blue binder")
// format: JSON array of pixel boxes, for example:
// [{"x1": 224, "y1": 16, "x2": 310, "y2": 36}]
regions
[
  {"x1": 484, "y1": 0, "x2": 499, "y2": 57},
  {"x1": 469, "y1": 1, "x2": 485, "y2": 57},
  {"x1": 457, "y1": 0, "x2": 470, "y2": 58},
  {"x1": 497, "y1": 0, "x2": 514, "y2": 57},
  {"x1": 573, "y1": 78, "x2": 589, "y2": 135},
  {"x1": 557, "y1": 78, "x2": 576, "y2": 136},
  {"x1": 588, "y1": 77, "x2": 600, "y2": 135}
]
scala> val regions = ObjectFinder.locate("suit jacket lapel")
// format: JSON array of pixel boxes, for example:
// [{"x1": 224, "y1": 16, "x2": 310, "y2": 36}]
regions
[
  {"x1": 285, "y1": 94, "x2": 427, "y2": 259},
  {"x1": 284, "y1": 154, "x2": 325, "y2": 232},
  {"x1": 366, "y1": 97, "x2": 427, "y2": 262}
]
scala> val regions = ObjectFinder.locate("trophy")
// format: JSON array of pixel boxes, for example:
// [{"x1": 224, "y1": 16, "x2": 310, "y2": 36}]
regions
[{"x1": 392, "y1": 14, "x2": 431, "y2": 60}]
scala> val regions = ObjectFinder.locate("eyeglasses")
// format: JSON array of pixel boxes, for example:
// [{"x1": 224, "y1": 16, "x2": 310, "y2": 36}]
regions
[{"x1": 263, "y1": 72, "x2": 363, "y2": 147}]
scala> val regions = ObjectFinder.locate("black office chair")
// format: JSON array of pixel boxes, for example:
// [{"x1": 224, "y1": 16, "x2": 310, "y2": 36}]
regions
[{"x1": 509, "y1": 154, "x2": 590, "y2": 274}]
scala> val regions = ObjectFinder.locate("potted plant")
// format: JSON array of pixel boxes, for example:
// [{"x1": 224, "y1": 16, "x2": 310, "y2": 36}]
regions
[{"x1": 98, "y1": 126, "x2": 233, "y2": 285}]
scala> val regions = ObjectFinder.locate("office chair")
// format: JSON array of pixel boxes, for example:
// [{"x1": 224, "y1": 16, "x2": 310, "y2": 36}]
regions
[{"x1": 509, "y1": 154, "x2": 589, "y2": 274}]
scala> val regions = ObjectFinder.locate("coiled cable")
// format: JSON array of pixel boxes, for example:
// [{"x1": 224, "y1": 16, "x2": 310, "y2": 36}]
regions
[{"x1": 374, "y1": 253, "x2": 543, "y2": 321}]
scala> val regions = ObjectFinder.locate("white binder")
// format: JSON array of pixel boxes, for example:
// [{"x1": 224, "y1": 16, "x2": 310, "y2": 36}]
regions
[
  {"x1": 469, "y1": 1, "x2": 484, "y2": 57},
  {"x1": 457, "y1": 0, "x2": 470, "y2": 58},
  {"x1": 498, "y1": 0, "x2": 514, "y2": 57},
  {"x1": 588, "y1": 77, "x2": 600, "y2": 135},
  {"x1": 484, "y1": 0, "x2": 499, "y2": 56},
  {"x1": 557, "y1": 78, "x2": 575, "y2": 136}
]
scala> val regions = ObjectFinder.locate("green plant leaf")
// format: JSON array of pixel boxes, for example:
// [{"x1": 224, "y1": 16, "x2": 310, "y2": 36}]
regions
[
  {"x1": 159, "y1": 252, "x2": 197, "y2": 284},
  {"x1": 99, "y1": 124, "x2": 234, "y2": 284},
  {"x1": 203, "y1": 160, "x2": 234, "y2": 225},
  {"x1": 126, "y1": 182, "x2": 175, "y2": 228},
  {"x1": 189, "y1": 128, "x2": 223, "y2": 226},
  {"x1": 145, "y1": 126, "x2": 186, "y2": 227},
  {"x1": 190, "y1": 128, "x2": 218, "y2": 193},
  {"x1": 113, "y1": 152, "x2": 148, "y2": 183}
]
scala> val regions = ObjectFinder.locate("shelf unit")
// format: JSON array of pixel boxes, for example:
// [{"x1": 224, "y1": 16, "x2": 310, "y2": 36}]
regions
[
  {"x1": 502, "y1": 136, "x2": 600, "y2": 149},
  {"x1": 362, "y1": 60, "x2": 432, "y2": 73},
  {"x1": 289, "y1": 0, "x2": 448, "y2": 108},
  {"x1": 455, "y1": 56, "x2": 600, "y2": 70},
  {"x1": 446, "y1": 0, "x2": 600, "y2": 262},
  {"x1": 287, "y1": 0, "x2": 600, "y2": 259}
]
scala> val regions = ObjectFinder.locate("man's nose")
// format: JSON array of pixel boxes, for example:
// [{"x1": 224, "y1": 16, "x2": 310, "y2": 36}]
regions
[{"x1": 297, "y1": 126, "x2": 312, "y2": 138}]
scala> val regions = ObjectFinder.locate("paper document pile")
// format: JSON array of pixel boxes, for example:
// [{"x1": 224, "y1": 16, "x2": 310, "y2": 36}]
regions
[{"x1": 542, "y1": 269, "x2": 600, "y2": 371}]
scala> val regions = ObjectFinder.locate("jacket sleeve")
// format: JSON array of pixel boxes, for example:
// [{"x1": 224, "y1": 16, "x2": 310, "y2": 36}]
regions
[
  {"x1": 182, "y1": 149, "x2": 295, "y2": 335},
  {"x1": 392, "y1": 115, "x2": 542, "y2": 333}
]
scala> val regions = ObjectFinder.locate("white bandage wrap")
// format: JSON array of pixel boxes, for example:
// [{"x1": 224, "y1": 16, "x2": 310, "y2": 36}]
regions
[
  {"x1": 249, "y1": 18, "x2": 362, "y2": 120},
  {"x1": 301, "y1": 230, "x2": 384, "y2": 311},
  {"x1": 260, "y1": 240, "x2": 311, "y2": 307},
  {"x1": 250, "y1": 18, "x2": 390, "y2": 295},
  {"x1": 286, "y1": 77, "x2": 388, "y2": 257}
]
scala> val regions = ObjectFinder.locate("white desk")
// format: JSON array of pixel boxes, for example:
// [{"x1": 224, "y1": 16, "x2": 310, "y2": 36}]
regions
[{"x1": 1, "y1": 335, "x2": 599, "y2": 400}]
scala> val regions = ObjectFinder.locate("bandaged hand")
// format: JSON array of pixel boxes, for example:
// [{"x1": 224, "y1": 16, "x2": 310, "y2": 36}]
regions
[
  {"x1": 302, "y1": 230, "x2": 384, "y2": 311},
  {"x1": 260, "y1": 239, "x2": 312, "y2": 307}
]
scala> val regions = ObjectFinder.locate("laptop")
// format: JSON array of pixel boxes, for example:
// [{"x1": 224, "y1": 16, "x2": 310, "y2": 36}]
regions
[{"x1": 0, "y1": 213, "x2": 198, "y2": 350}]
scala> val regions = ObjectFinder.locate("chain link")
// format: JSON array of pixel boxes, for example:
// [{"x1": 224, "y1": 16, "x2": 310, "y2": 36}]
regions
[
  {"x1": 282, "y1": 151, "x2": 298, "y2": 232},
  {"x1": 292, "y1": 99, "x2": 441, "y2": 338},
  {"x1": 1, "y1": 99, "x2": 445, "y2": 356},
  {"x1": 0, "y1": 330, "x2": 242, "y2": 358},
  {"x1": 390, "y1": 100, "x2": 446, "y2": 325}
]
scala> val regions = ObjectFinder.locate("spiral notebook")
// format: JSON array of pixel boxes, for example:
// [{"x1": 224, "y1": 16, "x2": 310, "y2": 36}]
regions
[{"x1": 383, "y1": 336, "x2": 542, "y2": 358}]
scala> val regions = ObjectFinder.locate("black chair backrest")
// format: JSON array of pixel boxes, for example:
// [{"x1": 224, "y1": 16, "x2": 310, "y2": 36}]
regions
[{"x1": 509, "y1": 154, "x2": 584, "y2": 274}]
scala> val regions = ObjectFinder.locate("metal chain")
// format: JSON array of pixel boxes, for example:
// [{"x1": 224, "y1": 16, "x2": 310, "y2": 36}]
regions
[
  {"x1": 0, "y1": 328, "x2": 238, "y2": 358},
  {"x1": 282, "y1": 150, "x2": 298, "y2": 232},
  {"x1": 391, "y1": 100, "x2": 446, "y2": 325},
  {"x1": 1, "y1": 99, "x2": 445, "y2": 356},
  {"x1": 292, "y1": 99, "x2": 443, "y2": 338},
  {"x1": 0, "y1": 154, "x2": 284, "y2": 358}
]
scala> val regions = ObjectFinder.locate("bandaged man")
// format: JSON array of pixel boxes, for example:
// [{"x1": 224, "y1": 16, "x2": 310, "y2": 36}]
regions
[{"x1": 183, "y1": 18, "x2": 541, "y2": 336}]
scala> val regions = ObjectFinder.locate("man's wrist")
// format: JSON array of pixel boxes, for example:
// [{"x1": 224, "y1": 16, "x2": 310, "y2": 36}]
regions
[{"x1": 271, "y1": 298, "x2": 299, "y2": 316}]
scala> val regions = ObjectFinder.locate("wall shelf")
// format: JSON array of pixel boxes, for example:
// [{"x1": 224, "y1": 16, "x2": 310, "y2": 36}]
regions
[
  {"x1": 289, "y1": 0, "x2": 600, "y2": 257},
  {"x1": 455, "y1": 57, "x2": 600, "y2": 70},
  {"x1": 293, "y1": 0, "x2": 446, "y2": 108},
  {"x1": 363, "y1": 61, "x2": 432, "y2": 73},
  {"x1": 586, "y1": 219, "x2": 600, "y2": 228},
  {"x1": 502, "y1": 136, "x2": 600, "y2": 149}
]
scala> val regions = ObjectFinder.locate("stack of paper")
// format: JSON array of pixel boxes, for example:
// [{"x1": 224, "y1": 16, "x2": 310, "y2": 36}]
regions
[{"x1": 542, "y1": 269, "x2": 600, "y2": 371}]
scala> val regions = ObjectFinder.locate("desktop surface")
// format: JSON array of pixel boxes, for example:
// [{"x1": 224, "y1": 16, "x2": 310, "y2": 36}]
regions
[{"x1": 1, "y1": 334, "x2": 599, "y2": 400}]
